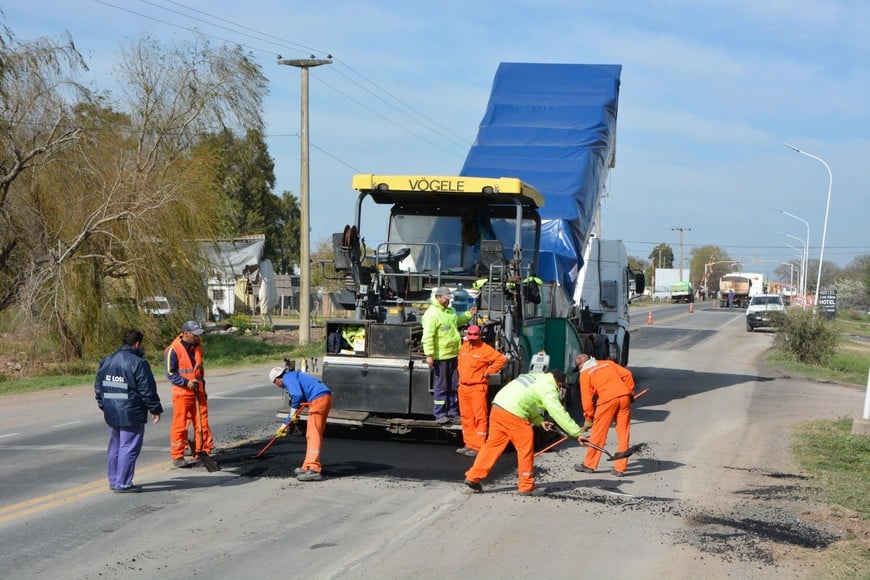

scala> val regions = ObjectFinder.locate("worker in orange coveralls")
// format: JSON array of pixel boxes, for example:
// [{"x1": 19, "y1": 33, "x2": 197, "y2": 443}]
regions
[
  {"x1": 165, "y1": 320, "x2": 213, "y2": 468},
  {"x1": 455, "y1": 325, "x2": 507, "y2": 457},
  {"x1": 573, "y1": 352, "x2": 635, "y2": 477},
  {"x1": 464, "y1": 370, "x2": 587, "y2": 496}
]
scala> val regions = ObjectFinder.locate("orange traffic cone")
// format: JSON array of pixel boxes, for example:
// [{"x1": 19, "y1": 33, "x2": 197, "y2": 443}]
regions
[
  {"x1": 647, "y1": 311, "x2": 653, "y2": 325},
  {"x1": 689, "y1": 302, "x2": 694, "y2": 314}
]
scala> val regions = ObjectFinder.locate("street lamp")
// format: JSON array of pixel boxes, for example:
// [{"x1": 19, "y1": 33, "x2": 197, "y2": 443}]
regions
[
  {"x1": 782, "y1": 233, "x2": 808, "y2": 309},
  {"x1": 776, "y1": 208, "x2": 810, "y2": 309},
  {"x1": 784, "y1": 243, "x2": 804, "y2": 296},
  {"x1": 279, "y1": 57, "x2": 332, "y2": 345},
  {"x1": 783, "y1": 143, "x2": 833, "y2": 305}
]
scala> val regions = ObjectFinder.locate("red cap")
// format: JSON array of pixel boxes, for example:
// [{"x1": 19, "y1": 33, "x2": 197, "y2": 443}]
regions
[{"x1": 466, "y1": 325, "x2": 481, "y2": 337}]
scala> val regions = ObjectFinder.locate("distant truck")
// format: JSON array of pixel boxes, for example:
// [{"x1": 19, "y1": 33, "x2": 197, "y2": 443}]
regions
[
  {"x1": 669, "y1": 281, "x2": 694, "y2": 303},
  {"x1": 719, "y1": 272, "x2": 764, "y2": 308}
]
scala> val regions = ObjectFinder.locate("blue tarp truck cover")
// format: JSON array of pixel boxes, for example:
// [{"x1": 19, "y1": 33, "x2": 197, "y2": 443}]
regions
[{"x1": 460, "y1": 63, "x2": 621, "y2": 296}]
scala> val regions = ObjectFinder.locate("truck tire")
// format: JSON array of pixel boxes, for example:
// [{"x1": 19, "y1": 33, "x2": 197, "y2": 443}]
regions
[
  {"x1": 619, "y1": 333, "x2": 630, "y2": 366},
  {"x1": 746, "y1": 319, "x2": 753, "y2": 332},
  {"x1": 593, "y1": 334, "x2": 609, "y2": 360}
]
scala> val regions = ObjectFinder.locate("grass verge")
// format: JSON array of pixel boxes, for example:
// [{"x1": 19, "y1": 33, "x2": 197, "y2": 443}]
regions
[
  {"x1": 792, "y1": 419, "x2": 870, "y2": 577},
  {"x1": 0, "y1": 333, "x2": 324, "y2": 397}
]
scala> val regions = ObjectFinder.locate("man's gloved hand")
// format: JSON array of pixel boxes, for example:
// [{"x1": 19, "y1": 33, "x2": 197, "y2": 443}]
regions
[
  {"x1": 275, "y1": 424, "x2": 289, "y2": 438},
  {"x1": 289, "y1": 408, "x2": 300, "y2": 423},
  {"x1": 582, "y1": 419, "x2": 593, "y2": 431}
]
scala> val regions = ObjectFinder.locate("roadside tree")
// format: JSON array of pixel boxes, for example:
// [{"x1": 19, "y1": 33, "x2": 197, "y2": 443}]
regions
[{"x1": 1, "y1": 31, "x2": 268, "y2": 357}]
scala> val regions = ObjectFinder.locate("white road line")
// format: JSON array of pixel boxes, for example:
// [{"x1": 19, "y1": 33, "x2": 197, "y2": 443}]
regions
[
  {"x1": 0, "y1": 433, "x2": 21, "y2": 439},
  {"x1": 53, "y1": 421, "x2": 82, "y2": 428}
]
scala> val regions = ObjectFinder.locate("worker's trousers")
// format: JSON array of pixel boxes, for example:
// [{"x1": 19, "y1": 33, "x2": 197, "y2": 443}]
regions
[
  {"x1": 170, "y1": 386, "x2": 214, "y2": 459},
  {"x1": 465, "y1": 405, "x2": 535, "y2": 493},
  {"x1": 458, "y1": 382, "x2": 488, "y2": 450},
  {"x1": 302, "y1": 394, "x2": 332, "y2": 473},
  {"x1": 583, "y1": 394, "x2": 631, "y2": 472},
  {"x1": 432, "y1": 358, "x2": 459, "y2": 420},
  {"x1": 107, "y1": 424, "x2": 145, "y2": 489}
]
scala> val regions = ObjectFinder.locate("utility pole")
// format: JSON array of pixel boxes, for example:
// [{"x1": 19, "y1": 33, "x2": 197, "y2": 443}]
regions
[
  {"x1": 671, "y1": 227, "x2": 691, "y2": 281},
  {"x1": 278, "y1": 56, "x2": 332, "y2": 345}
]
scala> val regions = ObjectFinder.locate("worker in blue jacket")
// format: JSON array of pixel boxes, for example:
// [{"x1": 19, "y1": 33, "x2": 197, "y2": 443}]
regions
[
  {"x1": 94, "y1": 329, "x2": 163, "y2": 493},
  {"x1": 270, "y1": 366, "x2": 333, "y2": 482}
]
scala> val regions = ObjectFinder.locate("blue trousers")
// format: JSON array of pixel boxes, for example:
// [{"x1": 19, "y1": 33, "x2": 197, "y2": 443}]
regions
[
  {"x1": 107, "y1": 424, "x2": 145, "y2": 489},
  {"x1": 432, "y1": 358, "x2": 459, "y2": 419}
]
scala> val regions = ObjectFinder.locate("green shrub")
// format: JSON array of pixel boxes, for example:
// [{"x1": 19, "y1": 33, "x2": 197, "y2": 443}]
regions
[
  {"x1": 225, "y1": 313, "x2": 252, "y2": 331},
  {"x1": 773, "y1": 308, "x2": 839, "y2": 365}
]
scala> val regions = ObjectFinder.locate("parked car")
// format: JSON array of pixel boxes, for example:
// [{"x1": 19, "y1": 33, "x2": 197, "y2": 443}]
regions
[
  {"x1": 746, "y1": 294, "x2": 786, "y2": 332},
  {"x1": 140, "y1": 296, "x2": 171, "y2": 318}
]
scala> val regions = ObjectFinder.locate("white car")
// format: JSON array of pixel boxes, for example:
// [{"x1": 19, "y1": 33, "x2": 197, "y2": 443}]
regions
[
  {"x1": 141, "y1": 296, "x2": 171, "y2": 318},
  {"x1": 746, "y1": 294, "x2": 785, "y2": 332}
]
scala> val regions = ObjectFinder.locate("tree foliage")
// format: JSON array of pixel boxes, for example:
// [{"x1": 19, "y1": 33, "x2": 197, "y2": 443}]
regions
[
  {"x1": 689, "y1": 245, "x2": 735, "y2": 294},
  {"x1": 648, "y1": 243, "x2": 673, "y2": 268},
  {"x1": 0, "y1": 30, "x2": 269, "y2": 357},
  {"x1": 195, "y1": 129, "x2": 300, "y2": 273}
]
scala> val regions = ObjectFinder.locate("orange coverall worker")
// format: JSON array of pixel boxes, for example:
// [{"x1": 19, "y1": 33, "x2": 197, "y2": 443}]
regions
[
  {"x1": 165, "y1": 331, "x2": 213, "y2": 460},
  {"x1": 577, "y1": 355, "x2": 635, "y2": 474},
  {"x1": 272, "y1": 368, "x2": 332, "y2": 480},
  {"x1": 465, "y1": 371, "x2": 583, "y2": 494},
  {"x1": 456, "y1": 327, "x2": 507, "y2": 453}
]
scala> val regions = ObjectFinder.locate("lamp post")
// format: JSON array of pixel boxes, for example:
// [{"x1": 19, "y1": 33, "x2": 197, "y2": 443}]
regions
[
  {"x1": 783, "y1": 233, "x2": 808, "y2": 309},
  {"x1": 784, "y1": 244, "x2": 804, "y2": 298},
  {"x1": 279, "y1": 57, "x2": 332, "y2": 345},
  {"x1": 783, "y1": 144, "x2": 833, "y2": 306},
  {"x1": 776, "y1": 208, "x2": 810, "y2": 309}
]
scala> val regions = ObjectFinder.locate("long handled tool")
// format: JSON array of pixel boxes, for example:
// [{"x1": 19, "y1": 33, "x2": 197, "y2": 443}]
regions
[
  {"x1": 249, "y1": 403, "x2": 309, "y2": 460},
  {"x1": 534, "y1": 432, "x2": 569, "y2": 458},
  {"x1": 193, "y1": 384, "x2": 221, "y2": 472}
]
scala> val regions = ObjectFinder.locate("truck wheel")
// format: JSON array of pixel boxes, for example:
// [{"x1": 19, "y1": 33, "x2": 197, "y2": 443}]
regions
[
  {"x1": 619, "y1": 333, "x2": 630, "y2": 366},
  {"x1": 746, "y1": 320, "x2": 753, "y2": 332},
  {"x1": 593, "y1": 334, "x2": 609, "y2": 360}
]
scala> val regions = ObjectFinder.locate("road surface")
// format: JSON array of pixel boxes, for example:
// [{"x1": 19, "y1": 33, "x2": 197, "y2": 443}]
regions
[{"x1": 0, "y1": 303, "x2": 862, "y2": 579}]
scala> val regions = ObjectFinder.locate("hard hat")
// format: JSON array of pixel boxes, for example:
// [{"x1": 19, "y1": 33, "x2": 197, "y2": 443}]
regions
[{"x1": 269, "y1": 366, "x2": 286, "y2": 382}]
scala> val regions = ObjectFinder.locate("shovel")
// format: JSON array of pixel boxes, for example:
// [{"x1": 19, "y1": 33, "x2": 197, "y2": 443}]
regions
[
  {"x1": 583, "y1": 440, "x2": 644, "y2": 461},
  {"x1": 193, "y1": 384, "x2": 221, "y2": 472}
]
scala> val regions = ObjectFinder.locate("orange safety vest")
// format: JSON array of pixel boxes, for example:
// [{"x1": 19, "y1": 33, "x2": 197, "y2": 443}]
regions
[{"x1": 166, "y1": 336, "x2": 204, "y2": 385}]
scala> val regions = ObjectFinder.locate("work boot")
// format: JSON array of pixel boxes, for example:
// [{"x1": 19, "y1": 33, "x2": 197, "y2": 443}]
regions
[
  {"x1": 610, "y1": 469, "x2": 626, "y2": 477},
  {"x1": 114, "y1": 485, "x2": 142, "y2": 494},
  {"x1": 172, "y1": 458, "x2": 190, "y2": 468},
  {"x1": 518, "y1": 487, "x2": 547, "y2": 496},
  {"x1": 462, "y1": 448, "x2": 479, "y2": 457},
  {"x1": 464, "y1": 479, "x2": 483, "y2": 493},
  {"x1": 293, "y1": 467, "x2": 305, "y2": 475},
  {"x1": 436, "y1": 416, "x2": 451, "y2": 425},
  {"x1": 456, "y1": 447, "x2": 471, "y2": 454},
  {"x1": 574, "y1": 464, "x2": 595, "y2": 474},
  {"x1": 296, "y1": 469, "x2": 324, "y2": 482}
]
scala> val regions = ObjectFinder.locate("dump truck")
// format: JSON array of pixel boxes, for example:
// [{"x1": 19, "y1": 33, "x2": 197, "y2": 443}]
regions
[
  {"x1": 669, "y1": 281, "x2": 694, "y2": 303},
  {"x1": 279, "y1": 63, "x2": 643, "y2": 433},
  {"x1": 719, "y1": 272, "x2": 764, "y2": 308}
]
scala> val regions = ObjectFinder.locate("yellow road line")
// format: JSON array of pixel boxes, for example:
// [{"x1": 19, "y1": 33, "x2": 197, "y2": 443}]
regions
[{"x1": 0, "y1": 463, "x2": 167, "y2": 524}]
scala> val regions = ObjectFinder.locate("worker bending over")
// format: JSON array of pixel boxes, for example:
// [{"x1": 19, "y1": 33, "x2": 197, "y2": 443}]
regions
[
  {"x1": 464, "y1": 369, "x2": 586, "y2": 495},
  {"x1": 574, "y1": 353, "x2": 636, "y2": 477},
  {"x1": 271, "y1": 365, "x2": 333, "y2": 482}
]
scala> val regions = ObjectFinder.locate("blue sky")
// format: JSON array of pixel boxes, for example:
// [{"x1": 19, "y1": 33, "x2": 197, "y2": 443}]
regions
[{"x1": 3, "y1": 0, "x2": 868, "y2": 275}]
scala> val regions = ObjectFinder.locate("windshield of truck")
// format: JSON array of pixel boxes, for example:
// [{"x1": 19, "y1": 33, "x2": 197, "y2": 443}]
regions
[{"x1": 387, "y1": 212, "x2": 537, "y2": 274}]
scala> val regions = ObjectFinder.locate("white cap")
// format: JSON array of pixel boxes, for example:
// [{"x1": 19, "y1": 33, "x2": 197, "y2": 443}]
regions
[{"x1": 268, "y1": 366, "x2": 286, "y2": 382}]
